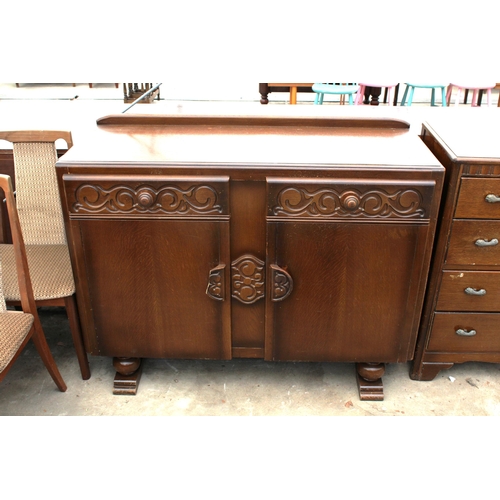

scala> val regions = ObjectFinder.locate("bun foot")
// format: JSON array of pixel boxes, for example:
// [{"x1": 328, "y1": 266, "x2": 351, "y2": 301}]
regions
[
  {"x1": 113, "y1": 357, "x2": 143, "y2": 395},
  {"x1": 356, "y1": 362, "x2": 385, "y2": 401}
]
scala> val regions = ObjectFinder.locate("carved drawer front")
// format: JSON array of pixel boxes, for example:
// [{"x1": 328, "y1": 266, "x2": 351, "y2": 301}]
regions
[
  {"x1": 455, "y1": 178, "x2": 500, "y2": 219},
  {"x1": 63, "y1": 174, "x2": 229, "y2": 218},
  {"x1": 266, "y1": 178, "x2": 436, "y2": 221},
  {"x1": 446, "y1": 220, "x2": 500, "y2": 266},
  {"x1": 436, "y1": 271, "x2": 500, "y2": 312},
  {"x1": 428, "y1": 313, "x2": 500, "y2": 353}
]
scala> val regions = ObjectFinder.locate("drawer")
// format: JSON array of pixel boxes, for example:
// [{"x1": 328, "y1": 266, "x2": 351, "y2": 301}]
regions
[
  {"x1": 428, "y1": 313, "x2": 500, "y2": 353},
  {"x1": 446, "y1": 220, "x2": 500, "y2": 266},
  {"x1": 455, "y1": 178, "x2": 500, "y2": 219},
  {"x1": 437, "y1": 271, "x2": 500, "y2": 312},
  {"x1": 266, "y1": 178, "x2": 436, "y2": 221},
  {"x1": 62, "y1": 174, "x2": 230, "y2": 218}
]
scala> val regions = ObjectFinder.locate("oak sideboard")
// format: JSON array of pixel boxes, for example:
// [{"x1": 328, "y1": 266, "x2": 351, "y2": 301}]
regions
[{"x1": 55, "y1": 113, "x2": 444, "y2": 399}]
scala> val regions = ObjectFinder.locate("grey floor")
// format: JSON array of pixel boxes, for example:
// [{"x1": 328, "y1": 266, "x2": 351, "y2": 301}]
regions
[{"x1": 1, "y1": 82, "x2": 500, "y2": 416}]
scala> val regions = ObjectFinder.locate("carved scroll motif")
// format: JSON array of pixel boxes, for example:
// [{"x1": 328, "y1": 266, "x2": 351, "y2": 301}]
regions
[
  {"x1": 231, "y1": 255, "x2": 265, "y2": 304},
  {"x1": 270, "y1": 264, "x2": 293, "y2": 302},
  {"x1": 72, "y1": 184, "x2": 223, "y2": 215},
  {"x1": 272, "y1": 186, "x2": 426, "y2": 219},
  {"x1": 207, "y1": 264, "x2": 225, "y2": 301}
]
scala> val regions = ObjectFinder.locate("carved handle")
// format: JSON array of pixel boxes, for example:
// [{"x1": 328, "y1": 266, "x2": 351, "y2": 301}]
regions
[
  {"x1": 485, "y1": 194, "x2": 500, "y2": 203},
  {"x1": 464, "y1": 287, "x2": 487, "y2": 296},
  {"x1": 206, "y1": 264, "x2": 225, "y2": 301},
  {"x1": 456, "y1": 328, "x2": 477, "y2": 337},
  {"x1": 475, "y1": 238, "x2": 499, "y2": 247},
  {"x1": 270, "y1": 264, "x2": 293, "y2": 302}
]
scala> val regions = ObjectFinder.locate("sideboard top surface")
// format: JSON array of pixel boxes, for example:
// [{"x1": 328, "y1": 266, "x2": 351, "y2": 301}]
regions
[{"x1": 57, "y1": 114, "x2": 442, "y2": 170}]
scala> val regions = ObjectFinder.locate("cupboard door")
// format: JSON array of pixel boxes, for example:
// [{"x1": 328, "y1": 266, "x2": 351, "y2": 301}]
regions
[
  {"x1": 62, "y1": 174, "x2": 231, "y2": 359},
  {"x1": 265, "y1": 177, "x2": 437, "y2": 363},
  {"x1": 266, "y1": 221, "x2": 428, "y2": 363},
  {"x1": 78, "y1": 218, "x2": 231, "y2": 359}
]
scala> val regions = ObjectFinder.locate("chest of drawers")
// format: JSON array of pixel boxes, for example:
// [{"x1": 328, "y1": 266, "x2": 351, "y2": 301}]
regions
[
  {"x1": 56, "y1": 112, "x2": 444, "y2": 399},
  {"x1": 412, "y1": 113, "x2": 500, "y2": 381}
]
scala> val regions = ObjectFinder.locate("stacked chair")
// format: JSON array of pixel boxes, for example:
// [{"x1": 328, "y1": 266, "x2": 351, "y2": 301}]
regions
[
  {"x1": 0, "y1": 131, "x2": 90, "y2": 381},
  {"x1": 0, "y1": 174, "x2": 66, "y2": 391}
]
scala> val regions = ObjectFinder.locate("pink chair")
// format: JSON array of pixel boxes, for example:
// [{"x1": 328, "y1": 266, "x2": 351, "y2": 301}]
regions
[
  {"x1": 355, "y1": 84, "x2": 399, "y2": 106},
  {"x1": 446, "y1": 83, "x2": 497, "y2": 107}
]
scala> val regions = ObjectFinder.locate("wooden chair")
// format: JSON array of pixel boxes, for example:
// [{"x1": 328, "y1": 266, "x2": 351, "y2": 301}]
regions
[
  {"x1": 0, "y1": 131, "x2": 90, "y2": 380},
  {"x1": 0, "y1": 174, "x2": 66, "y2": 391}
]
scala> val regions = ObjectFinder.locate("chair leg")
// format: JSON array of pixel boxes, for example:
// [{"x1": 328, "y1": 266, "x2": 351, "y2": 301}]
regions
[
  {"x1": 431, "y1": 88, "x2": 436, "y2": 106},
  {"x1": 408, "y1": 86, "x2": 415, "y2": 106},
  {"x1": 387, "y1": 87, "x2": 393, "y2": 106},
  {"x1": 471, "y1": 89, "x2": 479, "y2": 107},
  {"x1": 31, "y1": 321, "x2": 67, "y2": 392},
  {"x1": 487, "y1": 88, "x2": 491, "y2": 107},
  {"x1": 446, "y1": 85, "x2": 453, "y2": 105},
  {"x1": 401, "y1": 85, "x2": 409, "y2": 106},
  {"x1": 441, "y1": 87, "x2": 447, "y2": 106},
  {"x1": 357, "y1": 85, "x2": 365, "y2": 104},
  {"x1": 314, "y1": 93, "x2": 320, "y2": 105},
  {"x1": 64, "y1": 295, "x2": 91, "y2": 380}
]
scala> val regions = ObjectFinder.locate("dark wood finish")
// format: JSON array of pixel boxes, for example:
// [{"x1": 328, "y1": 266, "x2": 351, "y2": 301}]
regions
[
  {"x1": 113, "y1": 357, "x2": 143, "y2": 395},
  {"x1": 56, "y1": 113, "x2": 444, "y2": 399},
  {"x1": 412, "y1": 114, "x2": 500, "y2": 381},
  {"x1": 437, "y1": 271, "x2": 500, "y2": 311},
  {"x1": 356, "y1": 363, "x2": 385, "y2": 401}
]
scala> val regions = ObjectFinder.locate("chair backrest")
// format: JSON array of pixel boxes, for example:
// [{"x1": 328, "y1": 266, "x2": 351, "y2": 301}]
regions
[
  {"x1": 0, "y1": 131, "x2": 73, "y2": 245},
  {"x1": 0, "y1": 174, "x2": 37, "y2": 315},
  {"x1": 0, "y1": 173, "x2": 67, "y2": 391}
]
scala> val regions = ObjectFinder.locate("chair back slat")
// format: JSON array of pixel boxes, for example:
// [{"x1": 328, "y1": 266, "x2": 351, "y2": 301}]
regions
[{"x1": 12, "y1": 142, "x2": 67, "y2": 245}]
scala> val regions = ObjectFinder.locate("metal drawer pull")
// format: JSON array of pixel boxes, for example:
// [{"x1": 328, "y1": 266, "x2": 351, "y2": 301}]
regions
[
  {"x1": 475, "y1": 238, "x2": 499, "y2": 247},
  {"x1": 456, "y1": 328, "x2": 477, "y2": 337},
  {"x1": 464, "y1": 287, "x2": 487, "y2": 296},
  {"x1": 485, "y1": 194, "x2": 500, "y2": 203}
]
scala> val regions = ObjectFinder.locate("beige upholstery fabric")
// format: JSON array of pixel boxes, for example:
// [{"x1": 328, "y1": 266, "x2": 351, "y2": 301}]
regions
[
  {"x1": 0, "y1": 244, "x2": 75, "y2": 301},
  {"x1": 0, "y1": 257, "x2": 33, "y2": 373},
  {"x1": 0, "y1": 311, "x2": 34, "y2": 372},
  {"x1": 13, "y1": 142, "x2": 67, "y2": 245},
  {"x1": 0, "y1": 259, "x2": 6, "y2": 313}
]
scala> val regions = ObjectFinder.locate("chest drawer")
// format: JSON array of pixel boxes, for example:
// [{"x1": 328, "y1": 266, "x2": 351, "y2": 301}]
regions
[
  {"x1": 446, "y1": 220, "x2": 500, "y2": 266},
  {"x1": 455, "y1": 178, "x2": 500, "y2": 219},
  {"x1": 436, "y1": 271, "x2": 500, "y2": 311},
  {"x1": 428, "y1": 312, "x2": 500, "y2": 353}
]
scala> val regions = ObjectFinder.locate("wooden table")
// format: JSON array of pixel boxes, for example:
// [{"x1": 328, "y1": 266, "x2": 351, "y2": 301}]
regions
[
  {"x1": 259, "y1": 83, "x2": 314, "y2": 104},
  {"x1": 56, "y1": 113, "x2": 444, "y2": 399}
]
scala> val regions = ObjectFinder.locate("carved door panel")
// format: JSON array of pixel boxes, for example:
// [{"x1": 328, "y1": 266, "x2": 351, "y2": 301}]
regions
[
  {"x1": 264, "y1": 178, "x2": 437, "y2": 363},
  {"x1": 63, "y1": 174, "x2": 231, "y2": 359}
]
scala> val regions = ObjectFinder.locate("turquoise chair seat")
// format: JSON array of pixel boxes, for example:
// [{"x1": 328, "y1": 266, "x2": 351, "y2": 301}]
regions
[
  {"x1": 401, "y1": 83, "x2": 448, "y2": 107},
  {"x1": 312, "y1": 83, "x2": 359, "y2": 105}
]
